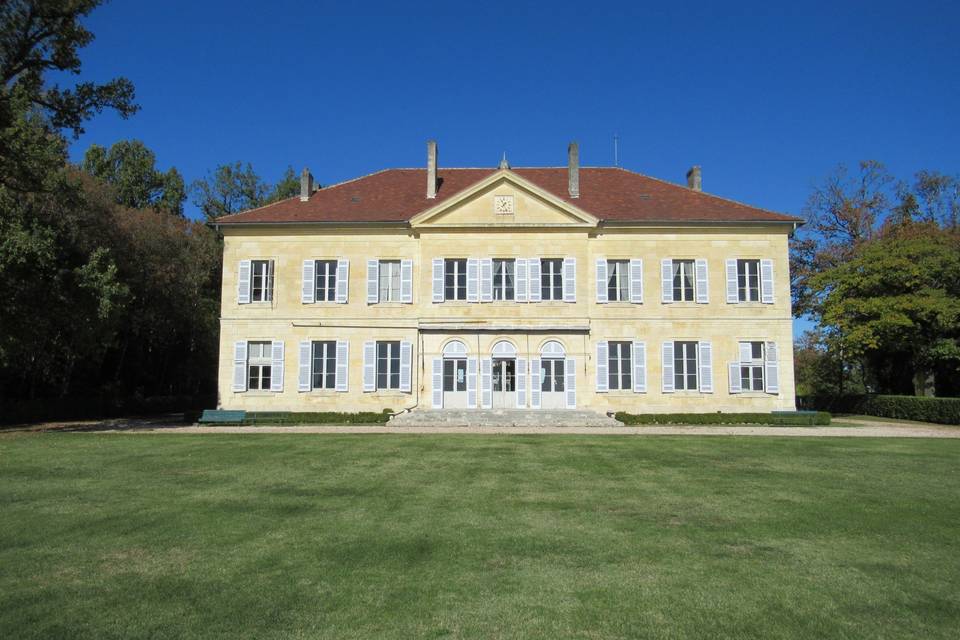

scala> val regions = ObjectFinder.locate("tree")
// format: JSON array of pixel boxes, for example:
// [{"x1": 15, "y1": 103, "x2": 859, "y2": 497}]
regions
[
  {"x1": 0, "y1": 0, "x2": 138, "y2": 191},
  {"x1": 810, "y1": 224, "x2": 960, "y2": 395},
  {"x1": 189, "y1": 161, "x2": 269, "y2": 220},
  {"x1": 190, "y1": 163, "x2": 306, "y2": 220},
  {"x1": 81, "y1": 140, "x2": 186, "y2": 215}
]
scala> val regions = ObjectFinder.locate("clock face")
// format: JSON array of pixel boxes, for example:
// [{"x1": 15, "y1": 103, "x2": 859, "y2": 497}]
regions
[{"x1": 493, "y1": 195, "x2": 514, "y2": 215}]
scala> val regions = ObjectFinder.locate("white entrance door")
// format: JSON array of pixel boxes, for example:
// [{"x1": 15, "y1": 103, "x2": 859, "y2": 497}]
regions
[
  {"x1": 443, "y1": 358, "x2": 468, "y2": 409},
  {"x1": 492, "y1": 358, "x2": 516, "y2": 408},
  {"x1": 541, "y1": 358, "x2": 566, "y2": 409}
]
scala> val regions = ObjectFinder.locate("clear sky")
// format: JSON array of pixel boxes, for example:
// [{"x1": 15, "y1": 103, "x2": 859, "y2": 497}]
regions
[{"x1": 64, "y1": 0, "x2": 959, "y2": 333}]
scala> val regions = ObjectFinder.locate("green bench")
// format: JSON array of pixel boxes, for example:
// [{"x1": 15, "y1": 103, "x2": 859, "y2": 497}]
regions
[{"x1": 198, "y1": 409, "x2": 246, "y2": 425}]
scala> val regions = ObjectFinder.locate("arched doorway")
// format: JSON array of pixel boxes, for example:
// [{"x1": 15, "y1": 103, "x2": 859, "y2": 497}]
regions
[
  {"x1": 490, "y1": 340, "x2": 518, "y2": 409},
  {"x1": 539, "y1": 341, "x2": 566, "y2": 409}
]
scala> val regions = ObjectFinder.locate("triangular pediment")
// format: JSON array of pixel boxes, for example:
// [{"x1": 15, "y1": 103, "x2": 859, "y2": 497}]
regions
[{"x1": 410, "y1": 170, "x2": 598, "y2": 228}]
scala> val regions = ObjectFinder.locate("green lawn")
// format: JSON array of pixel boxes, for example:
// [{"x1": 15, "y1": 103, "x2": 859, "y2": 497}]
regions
[{"x1": 1, "y1": 433, "x2": 958, "y2": 639}]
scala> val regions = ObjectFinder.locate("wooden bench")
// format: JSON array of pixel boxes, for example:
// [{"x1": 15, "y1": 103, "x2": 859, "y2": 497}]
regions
[{"x1": 198, "y1": 410, "x2": 246, "y2": 425}]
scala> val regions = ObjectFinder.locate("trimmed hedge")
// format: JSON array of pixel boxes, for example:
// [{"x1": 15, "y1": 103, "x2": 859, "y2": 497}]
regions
[
  {"x1": 615, "y1": 412, "x2": 831, "y2": 426},
  {"x1": 798, "y1": 394, "x2": 960, "y2": 425},
  {"x1": 240, "y1": 411, "x2": 392, "y2": 426}
]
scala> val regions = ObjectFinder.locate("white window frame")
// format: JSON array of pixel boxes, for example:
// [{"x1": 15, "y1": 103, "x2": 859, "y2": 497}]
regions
[
  {"x1": 314, "y1": 260, "x2": 338, "y2": 303},
  {"x1": 540, "y1": 258, "x2": 563, "y2": 301},
  {"x1": 247, "y1": 341, "x2": 273, "y2": 390},
  {"x1": 672, "y1": 260, "x2": 695, "y2": 302},
  {"x1": 376, "y1": 340, "x2": 401, "y2": 390},
  {"x1": 493, "y1": 258, "x2": 515, "y2": 301},
  {"x1": 311, "y1": 340, "x2": 337, "y2": 390},
  {"x1": 607, "y1": 341, "x2": 633, "y2": 391},
  {"x1": 444, "y1": 258, "x2": 467, "y2": 301},
  {"x1": 737, "y1": 259, "x2": 761, "y2": 303},
  {"x1": 251, "y1": 260, "x2": 274, "y2": 302},
  {"x1": 673, "y1": 340, "x2": 699, "y2": 391},
  {"x1": 378, "y1": 260, "x2": 401, "y2": 302},
  {"x1": 607, "y1": 259, "x2": 629, "y2": 302},
  {"x1": 739, "y1": 341, "x2": 765, "y2": 391}
]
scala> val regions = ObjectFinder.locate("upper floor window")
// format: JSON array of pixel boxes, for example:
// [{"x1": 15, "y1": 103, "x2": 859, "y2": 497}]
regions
[
  {"x1": 541, "y1": 258, "x2": 563, "y2": 301},
  {"x1": 444, "y1": 259, "x2": 467, "y2": 301},
  {"x1": 314, "y1": 260, "x2": 338, "y2": 302},
  {"x1": 378, "y1": 260, "x2": 401, "y2": 302},
  {"x1": 737, "y1": 259, "x2": 760, "y2": 302},
  {"x1": 251, "y1": 260, "x2": 274, "y2": 302},
  {"x1": 607, "y1": 260, "x2": 629, "y2": 302},
  {"x1": 608, "y1": 341, "x2": 632, "y2": 390},
  {"x1": 247, "y1": 341, "x2": 273, "y2": 390},
  {"x1": 312, "y1": 340, "x2": 337, "y2": 390},
  {"x1": 672, "y1": 260, "x2": 695, "y2": 302},
  {"x1": 493, "y1": 259, "x2": 515, "y2": 301},
  {"x1": 376, "y1": 341, "x2": 401, "y2": 390},
  {"x1": 673, "y1": 341, "x2": 699, "y2": 390}
]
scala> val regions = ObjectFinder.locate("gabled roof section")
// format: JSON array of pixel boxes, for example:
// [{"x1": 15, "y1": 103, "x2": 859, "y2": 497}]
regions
[
  {"x1": 214, "y1": 167, "x2": 802, "y2": 225},
  {"x1": 409, "y1": 169, "x2": 598, "y2": 228}
]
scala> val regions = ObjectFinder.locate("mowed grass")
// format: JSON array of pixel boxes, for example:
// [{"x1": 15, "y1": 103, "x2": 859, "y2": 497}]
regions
[{"x1": 1, "y1": 433, "x2": 958, "y2": 639}]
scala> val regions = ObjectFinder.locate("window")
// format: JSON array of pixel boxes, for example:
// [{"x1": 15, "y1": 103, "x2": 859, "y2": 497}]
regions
[
  {"x1": 740, "y1": 341, "x2": 765, "y2": 391},
  {"x1": 247, "y1": 341, "x2": 272, "y2": 390},
  {"x1": 672, "y1": 260, "x2": 695, "y2": 302},
  {"x1": 444, "y1": 259, "x2": 467, "y2": 300},
  {"x1": 443, "y1": 359, "x2": 467, "y2": 392},
  {"x1": 541, "y1": 359, "x2": 565, "y2": 392},
  {"x1": 314, "y1": 260, "x2": 338, "y2": 302},
  {"x1": 311, "y1": 341, "x2": 337, "y2": 390},
  {"x1": 378, "y1": 260, "x2": 401, "y2": 302},
  {"x1": 607, "y1": 260, "x2": 629, "y2": 302},
  {"x1": 737, "y1": 259, "x2": 760, "y2": 302},
  {"x1": 674, "y1": 341, "x2": 698, "y2": 390},
  {"x1": 493, "y1": 259, "x2": 515, "y2": 300},
  {"x1": 541, "y1": 258, "x2": 563, "y2": 301},
  {"x1": 251, "y1": 260, "x2": 274, "y2": 302},
  {"x1": 608, "y1": 341, "x2": 633, "y2": 390},
  {"x1": 376, "y1": 341, "x2": 401, "y2": 390}
]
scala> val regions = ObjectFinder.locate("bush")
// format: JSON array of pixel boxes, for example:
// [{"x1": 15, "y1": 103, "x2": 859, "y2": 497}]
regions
[
  {"x1": 0, "y1": 394, "x2": 212, "y2": 425},
  {"x1": 798, "y1": 394, "x2": 960, "y2": 425},
  {"x1": 615, "y1": 412, "x2": 831, "y2": 426},
  {"x1": 241, "y1": 412, "x2": 391, "y2": 426}
]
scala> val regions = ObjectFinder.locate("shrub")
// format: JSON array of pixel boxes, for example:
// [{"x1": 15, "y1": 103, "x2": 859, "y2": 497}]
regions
[
  {"x1": 798, "y1": 394, "x2": 960, "y2": 425},
  {"x1": 615, "y1": 412, "x2": 831, "y2": 426},
  {"x1": 241, "y1": 412, "x2": 390, "y2": 426}
]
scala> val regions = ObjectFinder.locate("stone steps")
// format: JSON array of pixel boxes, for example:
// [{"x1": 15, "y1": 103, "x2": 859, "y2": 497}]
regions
[{"x1": 388, "y1": 409, "x2": 623, "y2": 428}]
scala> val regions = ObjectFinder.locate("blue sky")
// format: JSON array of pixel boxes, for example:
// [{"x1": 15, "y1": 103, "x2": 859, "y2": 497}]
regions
[{"x1": 65, "y1": 1, "x2": 959, "y2": 334}]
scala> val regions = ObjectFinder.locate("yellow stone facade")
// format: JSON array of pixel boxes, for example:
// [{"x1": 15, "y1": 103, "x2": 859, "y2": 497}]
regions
[{"x1": 217, "y1": 172, "x2": 797, "y2": 413}]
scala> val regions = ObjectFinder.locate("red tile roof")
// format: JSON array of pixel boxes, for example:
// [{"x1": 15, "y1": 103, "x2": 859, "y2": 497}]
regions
[{"x1": 214, "y1": 167, "x2": 801, "y2": 225}]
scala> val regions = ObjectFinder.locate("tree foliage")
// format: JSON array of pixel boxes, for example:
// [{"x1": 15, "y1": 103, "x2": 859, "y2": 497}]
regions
[
  {"x1": 793, "y1": 162, "x2": 960, "y2": 396},
  {"x1": 82, "y1": 140, "x2": 186, "y2": 215},
  {"x1": 0, "y1": 0, "x2": 137, "y2": 191},
  {"x1": 189, "y1": 163, "x2": 304, "y2": 220}
]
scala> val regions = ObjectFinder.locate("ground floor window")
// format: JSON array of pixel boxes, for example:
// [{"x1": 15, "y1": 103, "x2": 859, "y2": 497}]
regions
[
  {"x1": 674, "y1": 341, "x2": 698, "y2": 390},
  {"x1": 740, "y1": 341, "x2": 765, "y2": 391},
  {"x1": 608, "y1": 341, "x2": 632, "y2": 390},
  {"x1": 443, "y1": 359, "x2": 467, "y2": 391},
  {"x1": 377, "y1": 341, "x2": 401, "y2": 390},
  {"x1": 247, "y1": 341, "x2": 272, "y2": 390},
  {"x1": 312, "y1": 341, "x2": 337, "y2": 390},
  {"x1": 541, "y1": 359, "x2": 565, "y2": 392}
]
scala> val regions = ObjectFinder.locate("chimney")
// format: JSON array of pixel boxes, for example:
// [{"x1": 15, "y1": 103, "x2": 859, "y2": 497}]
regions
[
  {"x1": 567, "y1": 141, "x2": 580, "y2": 198},
  {"x1": 686, "y1": 165, "x2": 702, "y2": 191},
  {"x1": 426, "y1": 140, "x2": 438, "y2": 199},
  {"x1": 300, "y1": 167, "x2": 314, "y2": 201}
]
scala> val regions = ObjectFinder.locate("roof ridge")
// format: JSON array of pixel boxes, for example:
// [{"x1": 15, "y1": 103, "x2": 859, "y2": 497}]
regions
[{"x1": 610, "y1": 166, "x2": 795, "y2": 219}]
